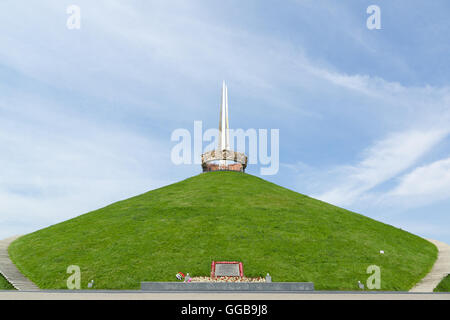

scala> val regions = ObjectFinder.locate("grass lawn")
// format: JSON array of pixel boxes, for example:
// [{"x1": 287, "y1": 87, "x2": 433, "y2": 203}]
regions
[
  {"x1": 434, "y1": 274, "x2": 450, "y2": 292},
  {"x1": 0, "y1": 273, "x2": 14, "y2": 290},
  {"x1": 9, "y1": 172, "x2": 437, "y2": 290}
]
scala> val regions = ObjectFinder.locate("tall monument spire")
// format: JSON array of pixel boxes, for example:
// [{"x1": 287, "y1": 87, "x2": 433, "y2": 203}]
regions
[
  {"x1": 218, "y1": 81, "x2": 230, "y2": 151},
  {"x1": 200, "y1": 81, "x2": 247, "y2": 173}
]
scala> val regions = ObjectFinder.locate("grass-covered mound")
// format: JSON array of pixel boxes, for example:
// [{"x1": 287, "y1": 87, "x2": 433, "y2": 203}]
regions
[
  {"x1": 9, "y1": 172, "x2": 437, "y2": 290},
  {"x1": 0, "y1": 274, "x2": 14, "y2": 290},
  {"x1": 434, "y1": 275, "x2": 450, "y2": 292}
]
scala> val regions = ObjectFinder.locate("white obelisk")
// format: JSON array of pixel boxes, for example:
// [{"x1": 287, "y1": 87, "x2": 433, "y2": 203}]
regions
[
  {"x1": 218, "y1": 81, "x2": 230, "y2": 151},
  {"x1": 218, "y1": 81, "x2": 230, "y2": 167}
]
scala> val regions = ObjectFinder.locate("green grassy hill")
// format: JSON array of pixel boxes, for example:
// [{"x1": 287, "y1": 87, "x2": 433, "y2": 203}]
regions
[
  {"x1": 434, "y1": 275, "x2": 450, "y2": 292},
  {"x1": 9, "y1": 171, "x2": 437, "y2": 290},
  {"x1": 0, "y1": 274, "x2": 14, "y2": 290}
]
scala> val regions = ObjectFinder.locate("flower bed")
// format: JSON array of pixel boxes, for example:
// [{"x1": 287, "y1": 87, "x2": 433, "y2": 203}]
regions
[{"x1": 189, "y1": 276, "x2": 265, "y2": 283}]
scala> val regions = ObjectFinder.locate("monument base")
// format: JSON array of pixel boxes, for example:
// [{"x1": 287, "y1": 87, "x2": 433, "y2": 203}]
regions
[
  {"x1": 141, "y1": 282, "x2": 314, "y2": 292},
  {"x1": 202, "y1": 162, "x2": 245, "y2": 173}
]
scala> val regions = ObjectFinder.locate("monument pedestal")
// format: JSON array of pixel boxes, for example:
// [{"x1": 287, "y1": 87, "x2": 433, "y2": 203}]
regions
[{"x1": 141, "y1": 282, "x2": 314, "y2": 292}]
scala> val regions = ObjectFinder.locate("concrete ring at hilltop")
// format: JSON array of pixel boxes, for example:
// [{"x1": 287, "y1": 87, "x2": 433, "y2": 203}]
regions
[{"x1": 201, "y1": 149, "x2": 248, "y2": 169}]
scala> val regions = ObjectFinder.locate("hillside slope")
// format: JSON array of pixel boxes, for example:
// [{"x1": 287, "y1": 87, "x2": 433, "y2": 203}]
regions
[
  {"x1": 0, "y1": 274, "x2": 14, "y2": 290},
  {"x1": 9, "y1": 171, "x2": 437, "y2": 290}
]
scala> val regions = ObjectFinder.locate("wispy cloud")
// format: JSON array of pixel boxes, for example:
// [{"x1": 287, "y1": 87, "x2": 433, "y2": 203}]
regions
[
  {"x1": 388, "y1": 157, "x2": 450, "y2": 205},
  {"x1": 314, "y1": 129, "x2": 449, "y2": 206},
  {"x1": 0, "y1": 89, "x2": 174, "y2": 239}
]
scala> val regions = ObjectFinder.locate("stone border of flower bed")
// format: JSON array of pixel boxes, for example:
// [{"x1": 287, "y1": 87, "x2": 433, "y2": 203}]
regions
[
  {"x1": 190, "y1": 276, "x2": 265, "y2": 283},
  {"x1": 141, "y1": 282, "x2": 314, "y2": 292}
]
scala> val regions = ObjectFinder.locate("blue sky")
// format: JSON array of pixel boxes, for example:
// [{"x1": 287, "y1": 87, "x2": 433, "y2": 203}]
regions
[{"x1": 1, "y1": 0, "x2": 450, "y2": 244}]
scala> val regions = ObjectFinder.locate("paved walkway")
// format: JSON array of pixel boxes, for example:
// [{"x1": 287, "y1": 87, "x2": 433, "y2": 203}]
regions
[
  {"x1": 0, "y1": 291, "x2": 448, "y2": 300},
  {"x1": 0, "y1": 235, "x2": 39, "y2": 291},
  {"x1": 410, "y1": 239, "x2": 450, "y2": 292}
]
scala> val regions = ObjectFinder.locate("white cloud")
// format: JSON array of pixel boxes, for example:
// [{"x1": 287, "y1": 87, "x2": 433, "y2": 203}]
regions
[
  {"x1": 0, "y1": 90, "x2": 176, "y2": 239},
  {"x1": 314, "y1": 129, "x2": 449, "y2": 206},
  {"x1": 388, "y1": 157, "x2": 450, "y2": 204}
]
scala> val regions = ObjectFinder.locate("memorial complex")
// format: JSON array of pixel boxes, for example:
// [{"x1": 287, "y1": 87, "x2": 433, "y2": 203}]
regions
[{"x1": 201, "y1": 82, "x2": 248, "y2": 173}]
